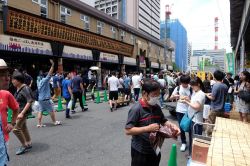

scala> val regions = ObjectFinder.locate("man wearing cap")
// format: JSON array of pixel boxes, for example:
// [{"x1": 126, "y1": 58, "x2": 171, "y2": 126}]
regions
[{"x1": 0, "y1": 59, "x2": 19, "y2": 165}]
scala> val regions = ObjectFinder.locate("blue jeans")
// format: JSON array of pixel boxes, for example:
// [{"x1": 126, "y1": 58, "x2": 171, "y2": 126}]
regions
[
  {"x1": 189, "y1": 121, "x2": 203, "y2": 155},
  {"x1": 65, "y1": 98, "x2": 71, "y2": 117},
  {"x1": 176, "y1": 112, "x2": 187, "y2": 144},
  {"x1": 160, "y1": 90, "x2": 165, "y2": 107},
  {"x1": 134, "y1": 88, "x2": 140, "y2": 102}
]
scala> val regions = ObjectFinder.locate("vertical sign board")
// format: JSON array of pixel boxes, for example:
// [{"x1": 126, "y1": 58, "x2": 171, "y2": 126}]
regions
[{"x1": 226, "y1": 53, "x2": 235, "y2": 75}]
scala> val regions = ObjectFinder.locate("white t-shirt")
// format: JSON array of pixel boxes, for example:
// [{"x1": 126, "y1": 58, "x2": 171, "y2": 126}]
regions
[
  {"x1": 118, "y1": 78, "x2": 124, "y2": 89},
  {"x1": 158, "y1": 79, "x2": 166, "y2": 88},
  {"x1": 172, "y1": 85, "x2": 192, "y2": 113},
  {"x1": 187, "y1": 90, "x2": 205, "y2": 123},
  {"x1": 132, "y1": 75, "x2": 141, "y2": 89},
  {"x1": 108, "y1": 76, "x2": 119, "y2": 91}
]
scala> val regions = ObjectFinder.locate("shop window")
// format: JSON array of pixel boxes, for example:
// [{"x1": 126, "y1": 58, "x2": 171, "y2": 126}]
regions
[
  {"x1": 120, "y1": 30, "x2": 126, "y2": 41},
  {"x1": 111, "y1": 26, "x2": 116, "y2": 39},
  {"x1": 80, "y1": 14, "x2": 90, "y2": 31},
  {"x1": 97, "y1": 21, "x2": 104, "y2": 34},
  {"x1": 60, "y1": 6, "x2": 71, "y2": 23}
]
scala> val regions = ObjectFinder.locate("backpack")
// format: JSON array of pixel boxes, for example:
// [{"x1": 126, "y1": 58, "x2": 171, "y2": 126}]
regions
[{"x1": 176, "y1": 86, "x2": 193, "y2": 96}]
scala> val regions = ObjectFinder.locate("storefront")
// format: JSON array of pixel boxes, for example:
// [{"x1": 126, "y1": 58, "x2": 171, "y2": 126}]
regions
[
  {"x1": 123, "y1": 56, "x2": 138, "y2": 74},
  {"x1": 151, "y1": 61, "x2": 160, "y2": 73}
]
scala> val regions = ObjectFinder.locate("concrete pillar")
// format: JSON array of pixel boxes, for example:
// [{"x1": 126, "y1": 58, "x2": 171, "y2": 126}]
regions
[
  {"x1": 240, "y1": 39, "x2": 245, "y2": 71},
  {"x1": 58, "y1": 58, "x2": 63, "y2": 74},
  {"x1": 121, "y1": 64, "x2": 125, "y2": 74},
  {"x1": 97, "y1": 62, "x2": 102, "y2": 89}
]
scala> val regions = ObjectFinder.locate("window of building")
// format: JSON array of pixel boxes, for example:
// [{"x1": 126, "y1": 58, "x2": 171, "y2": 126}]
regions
[
  {"x1": 111, "y1": 26, "x2": 116, "y2": 39},
  {"x1": 112, "y1": 6, "x2": 117, "y2": 12},
  {"x1": 32, "y1": 0, "x2": 48, "y2": 18},
  {"x1": 100, "y1": 9, "x2": 105, "y2": 12},
  {"x1": 112, "y1": 0, "x2": 117, "y2": 5},
  {"x1": 60, "y1": 6, "x2": 71, "y2": 23},
  {"x1": 32, "y1": 0, "x2": 39, "y2": 3},
  {"x1": 80, "y1": 15, "x2": 90, "y2": 31},
  {"x1": 131, "y1": 34, "x2": 135, "y2": 44},
  {"x1": 120, "y1": 30, "x2": 126, "y2": 41},
  {"x1": 106, "y1": 2, "x2": 111, "y2": 6},
  {"x1": 106, "y1": 7, "x2": 111, "y2": 14},
  {"x1": 97, "y1": 21, "x2": 104, "y2": 34},
  {"x1": 112, "y1": 13, "x2": 117, "y2": 18}
]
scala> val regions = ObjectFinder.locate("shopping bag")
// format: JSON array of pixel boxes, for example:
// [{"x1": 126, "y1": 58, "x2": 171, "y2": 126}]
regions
[{"x1": 67, "y1": 100, "x2": 73, "y2": 109}]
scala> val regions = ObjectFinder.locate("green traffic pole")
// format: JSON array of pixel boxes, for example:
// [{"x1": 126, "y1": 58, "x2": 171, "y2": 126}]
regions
[
  {"x1": 56, "y1": 96, "x2": 64, "y2": 112},
  {"x1": 168, "y1": 144, "x2": 177, "y2": 166}
]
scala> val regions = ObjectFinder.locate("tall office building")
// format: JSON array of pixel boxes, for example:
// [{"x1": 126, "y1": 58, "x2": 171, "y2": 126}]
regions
[
  {"x1": 160, "y1": 19, "x2": 188, "y2": 71},
  {"x1": 193, "y1": 49, "x2": 226, "y2": 71},
  {"x1": 94, "y1": 0, "x2": 161, "y2": 39}
]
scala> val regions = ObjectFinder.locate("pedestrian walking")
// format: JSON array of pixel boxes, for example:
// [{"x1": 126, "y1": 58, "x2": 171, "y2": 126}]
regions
[
  {"x1": 62, "y1": 72, "x2": 73, "y2": 119},
  {"x1": 51, "y1": 72, "x2": 61, "y2": 101},
  {"x1": 169, "y1": 74, "x2": 192, "y2": 152},
  {"x1": 157, "y1": 74, "x2": 167, "y2": 109},
  {"x1": 181, "y1": 77, "x2": 205, "y2": 155},
  {"x1": 124, "y1": 74, "x2": 131, "y2": 100},
  {"x1": 37, "y1": 59, "x2": 61, "y2": 127},
  {"x1": 108, "y1": 71, "x2": 119, "y2": 112},
  {"x1": 223, "y1": 72, "x2": 235, "y2": 104},
  {"x1": 132, "y1": 72, "x2": 141, "y2": 102},
  {"x1": 12, "y1": 71, "x2": 33, "y2": 155},
  {"x1": 206, "y1": 70, "x2": 228, "y2": 136},
  {"x1": 0, "y1": 59, "x2": 19, "y2": 164},
  {"x1": 71, "y1": 72, "x2": 88, "y2": 113},
  {"x1": 234, "y1": 71, "x2": 250, "y2": 122},
  {"x1": 118, "y1": 74, "x2": 124, "y2": 96},
  {"x1": 125, "y1": 79, "x2": 180, "y2": 166}
]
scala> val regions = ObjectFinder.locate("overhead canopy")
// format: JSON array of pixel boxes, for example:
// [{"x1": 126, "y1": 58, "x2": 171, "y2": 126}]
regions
[{"x1": 230, "y1": 0, "x2": 244, "y2": 49}]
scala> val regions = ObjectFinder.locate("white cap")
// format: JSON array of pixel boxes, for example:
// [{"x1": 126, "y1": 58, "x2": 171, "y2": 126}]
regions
[{"x1": 0, "y1": 59, "x2": 8, "y2": 70}]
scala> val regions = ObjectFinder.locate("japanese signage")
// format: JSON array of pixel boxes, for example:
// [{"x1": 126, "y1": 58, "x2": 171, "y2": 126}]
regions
[
  {"x1": 0, "y1": 34, "x2": 52, "y2": 55},
  {"x1": 124, "y1": 57, "x2": 136, "y2": 66},
  {"x1": 62, "y1": 46, "x2": 93, "y2": 60},
  {"x1": 4, "y1": 7, "x2": 134, "y2": 56},
  {"x1": 139, "y1": 55, "x2": 146, "y2": 68},
  {"x1": 100, "y1": 52, "x2": 118, "y2": 63},
  {"x1": 226, "y1": 53, "x2": 235, "y2": 75},
  {"x1": 151, "y1": 62, "x2": 159, "y2": 69}
]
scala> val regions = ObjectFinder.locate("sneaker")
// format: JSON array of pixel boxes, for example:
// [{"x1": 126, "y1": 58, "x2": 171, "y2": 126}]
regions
[
  {"x1": 26, "y1": 144, "x2": 32, "y2": 150},
  {"x1": 66, "y1": 115, "x2": 71, "y2": 119},
  {"x1": 110, "y1": 107, "x2": 113, "y2": 112},
  {"x1": 54, "y1": 121, "x2": 61, "y2": 126},
  {"x1": 180, "y1": 144, "x2": 187, "y2": 152},
  {"x1": 161, "y1": 106, "x2": 164, "y2": 109},
  {"x1": 82, "y1": 108, "x2": 88, "y2": 112},
  {"x1": 37, "y1": 124, "x2": 46, "y2": 128},
  {"x1": 71, "y1": 110, "x2": 76, "y2": 114},
  {"x1": 16, "y1": 146, "x2": 27, "y2": 155}
]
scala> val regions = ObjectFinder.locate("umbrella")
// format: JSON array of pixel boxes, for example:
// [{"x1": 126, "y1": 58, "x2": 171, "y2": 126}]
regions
[{"x1": 90, "y1": 66, "x2": 100, "y2": 70}]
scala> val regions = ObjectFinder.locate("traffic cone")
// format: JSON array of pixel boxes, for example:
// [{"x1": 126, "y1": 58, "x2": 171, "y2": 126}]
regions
[
  {"x1": 95, "y1": 90, "x2": 102, "y2": 104},
  {"x1": 42, "y1": 111, "x2": 49, "y2": 116},
  {"x1": 168, "y1": 144, "x2": 177, "y2": 166},
  {"x1": 7, "y1": 108, "x2": 13, "y2": 123},
  {"x1": 82, "y1": 95, "x2": 87, "y2": 106},
  {"x1": 56, "y1": 96, "x2": 64, "y2": 112},
  {"x1": 103, "y1": 90, "x2": 108, "y2": 102}
]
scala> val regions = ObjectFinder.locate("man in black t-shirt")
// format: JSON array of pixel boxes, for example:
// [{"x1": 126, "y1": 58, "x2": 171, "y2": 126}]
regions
[{"x1": 125, "y1": 79, "x2": 180, "y2": 166}]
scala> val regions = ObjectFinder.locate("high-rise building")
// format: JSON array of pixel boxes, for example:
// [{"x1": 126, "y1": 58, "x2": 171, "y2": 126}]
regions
[
  {"x1": 187, "y1": 42, "x2": 192, "y2": 69},
  {"x1": 160, "y1": 19, "x2": 188, "y2": 71},
  {"x1": 193, "y1": 49, "x2": 226, "y2": 71},
  {"x1": 94, "y1": 0, "x2": 160, "y2": 39}
]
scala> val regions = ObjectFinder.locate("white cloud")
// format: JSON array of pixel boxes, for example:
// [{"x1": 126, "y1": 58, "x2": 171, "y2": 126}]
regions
[{"x1": 161, "y1": 0, "x2": 232, "y2": 52}]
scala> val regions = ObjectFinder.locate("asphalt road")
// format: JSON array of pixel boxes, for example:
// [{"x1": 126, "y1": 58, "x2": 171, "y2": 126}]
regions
[{"x1": 7, "y1": 101, "x2": 188, "y2": 166}]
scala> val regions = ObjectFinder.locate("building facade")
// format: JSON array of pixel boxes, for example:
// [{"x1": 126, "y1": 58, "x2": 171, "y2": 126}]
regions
[
  {"x1": 193, "y1": 49, "x2": 226, "y2": 71},
  {"x1": 187, "y1": 42, "x2": 192, "y2": 71},
  {"x1": 0, "y1": 0, "x2": 164, "y2": 88},
  {"x1": 160, "y1": 19, "x2": 188, "y2": 71},
  {"x1": 95, "y1": 0, "x2": 160, "y2": 40}
]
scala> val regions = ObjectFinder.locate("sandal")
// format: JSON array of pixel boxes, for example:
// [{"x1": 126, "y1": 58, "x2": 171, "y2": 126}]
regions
[{"x1": 54, "y1": 121, "x2": 61, "y2": 126}]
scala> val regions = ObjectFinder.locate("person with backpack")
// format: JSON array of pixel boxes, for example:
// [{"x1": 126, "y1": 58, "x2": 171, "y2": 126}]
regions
[
  {"x1": 125, "y1": 79, "x2": 180, "y2": 166},
  {"x1": 12, "y1": 71, "x2": 33, "y2": 155},
  {"x1": 169, "y1": 74, "x2": 192, "y2": 152},
  {"x1": 157, "y1": 74, "x2": 167, "y2": 109}
]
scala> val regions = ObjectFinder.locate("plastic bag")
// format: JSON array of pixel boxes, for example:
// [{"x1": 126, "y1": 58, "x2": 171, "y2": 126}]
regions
[
  {"x1": 67, "y1": 100, "x2": 73, "y2": 109},
  {"x1": 32, "y1": 101, "x2": 40, "y2": 112}
]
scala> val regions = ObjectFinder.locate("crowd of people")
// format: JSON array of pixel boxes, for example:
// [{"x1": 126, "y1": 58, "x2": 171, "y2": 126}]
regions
[{"x1": 1, "y1": 57, "x2": 250, "y2": 166}]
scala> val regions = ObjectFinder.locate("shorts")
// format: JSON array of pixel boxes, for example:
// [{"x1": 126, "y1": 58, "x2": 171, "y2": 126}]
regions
[
  {"x1": 109, "y1": 91, "x2": 118, "y2": 100},
  {"x1": 118, "y1": 88, "x2": 124, "y2": 94},
  {"x1": 38, "y1": 100, "x2": 54, "y2": 112},
  {"x1": 124, "y1": 88, "x2": 131, "y2": 95}
]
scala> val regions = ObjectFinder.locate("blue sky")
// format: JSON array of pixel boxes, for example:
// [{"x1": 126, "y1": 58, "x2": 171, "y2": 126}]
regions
[{"x1": 160, "y1": 0, "x2": 231, "y2": 52}]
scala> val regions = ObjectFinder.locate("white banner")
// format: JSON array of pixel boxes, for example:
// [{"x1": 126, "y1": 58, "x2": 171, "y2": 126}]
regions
[
  {"x1": 62, "y1": 46, "x2": 93, "y2": 60},
  {"x1": 100, "y1": 52, "x2": 118, "y2": 63},
  {"x1": 124, "y1": 57, "x2": 136, "y2": 66},
  {"x1": 151, "y1": 62, "x2": 159, "y2": 69},
  {"x1": 0, "y1": 34, "x2": 52, "y2": 55}
]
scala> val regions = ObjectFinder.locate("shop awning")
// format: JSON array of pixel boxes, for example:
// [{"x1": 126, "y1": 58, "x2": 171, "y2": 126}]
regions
[
  {"x1": 62, "y1": 46, "x2": 93, "y2": 60},
  {"x1": 99, "y1": 52, "x2": 118, "y2": 63},
  {"x1": 124, "y1": 56, "x2": 137, "y2": 66},
  {"x1": 151, "y1": 62, "x2": 159, "y2": 69}
]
